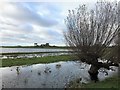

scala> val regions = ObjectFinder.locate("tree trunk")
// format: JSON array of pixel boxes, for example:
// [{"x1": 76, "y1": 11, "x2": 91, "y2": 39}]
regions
[{"x1": 88, "y1": 65, "x2": 99, "y2": 82}]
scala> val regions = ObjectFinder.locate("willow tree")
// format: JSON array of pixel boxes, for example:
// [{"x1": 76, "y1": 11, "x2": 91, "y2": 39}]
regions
[{"x1": 64, "y1": 1, "x2": 119, "y2": 82}]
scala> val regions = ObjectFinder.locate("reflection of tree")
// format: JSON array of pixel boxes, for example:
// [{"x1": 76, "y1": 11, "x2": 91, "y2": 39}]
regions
[
  {"x1": 64, "y1": 1, "x2": 119, "y2": 82},
  {"x1": 16, "y1": 67, "x2": 20, "y2": 75},
  {"x1": 42, "y1": 65, "x2": 50, "y2": 87}
]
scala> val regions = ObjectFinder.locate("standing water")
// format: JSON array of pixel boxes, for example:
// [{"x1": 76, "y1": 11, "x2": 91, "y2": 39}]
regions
[
  {"x1": 0, "y1": 48, "x2": 70, "y2": 59},
  {"x1": 0, "y1": 61, "x2": 118, "y2": 88},
  {"x1": 0, "y1": 48, "x2": 69, "y2": 53}
]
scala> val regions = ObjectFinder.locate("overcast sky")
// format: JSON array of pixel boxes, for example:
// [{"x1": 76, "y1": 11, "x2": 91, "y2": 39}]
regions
[{"x1": 0, "y1": 0, "x2": 119, "y2": 46}]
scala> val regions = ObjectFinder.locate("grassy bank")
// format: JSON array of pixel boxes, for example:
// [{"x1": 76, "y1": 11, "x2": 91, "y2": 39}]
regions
[
  {"x1": 1, "y1": 55, "x2": 76, "y2": 67},
  {"x1": 68, "y1": 76, "x2": 119, "y2": 89}
]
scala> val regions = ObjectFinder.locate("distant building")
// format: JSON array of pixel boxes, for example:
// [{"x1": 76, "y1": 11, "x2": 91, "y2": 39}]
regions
[
  {"x1": 34, "y1": 43, "x2": 38, "y2": 46},
  {"x1": 40, "y1": 43, "x2": 50, "y2": 47},
  {"x1": 46, "y1": 43, "x2": 49, "y2": 46},
  {"x1": 34, "y1": 43, "x2": 50, "y2": 47}
]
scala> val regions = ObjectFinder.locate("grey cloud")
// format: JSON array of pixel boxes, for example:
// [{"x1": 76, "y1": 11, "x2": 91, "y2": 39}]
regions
[
  {"x1": 18, "y1": 24, "x2": 33, "y2": 32},
  {"x1": 1, "y1": 2, "x2": 59, "y2": 27},
  {"x1": 0, "y1": 2, "x2": 68, "y2": 46}
]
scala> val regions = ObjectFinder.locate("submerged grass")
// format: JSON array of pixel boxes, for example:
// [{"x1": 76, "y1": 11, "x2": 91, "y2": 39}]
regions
[{"x1": 1, "y1": 55, "x2": 76, "y2": 67}]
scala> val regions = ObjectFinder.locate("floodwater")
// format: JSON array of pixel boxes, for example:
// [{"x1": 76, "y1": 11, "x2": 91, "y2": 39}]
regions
[
  {"x1": 0, "y1": 48, "x2": 68, "y2": 53},
  {"x1": 0, "y1": 61, "x2": 118, "y2": 88},
  {"x1": 1, "y1": 52, "x2": 70, "y2": 59},
  {"x1": 0, "y1": 48, "x2": 70, "y2": 59}
]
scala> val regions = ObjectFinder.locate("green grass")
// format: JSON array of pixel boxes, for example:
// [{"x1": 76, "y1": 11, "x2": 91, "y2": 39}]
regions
[
  {"x1": 68, "y1": 76, "x2": 119, "y2": 89},
  {"x1": 82, "y1": 76, "x2": 119, "y2": 89},
  {"x1": 1, "y1": 55, "x2": 76, "y2": 67}
]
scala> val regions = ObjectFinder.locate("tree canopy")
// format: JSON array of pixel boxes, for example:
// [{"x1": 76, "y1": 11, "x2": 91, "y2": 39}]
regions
[
  {"x1": 64, "y1": 1, "x2": 119, "y2": 82},
  {"x1": 64, "y1": 1, "x2": 119, "y2": 64}
]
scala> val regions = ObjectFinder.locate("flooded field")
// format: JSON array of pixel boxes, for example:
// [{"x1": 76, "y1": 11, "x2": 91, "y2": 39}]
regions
[
  {"x1": 1, "y1": 52, "x2": 70, "y2": 59},
  {"x1": 0, "y1": 48, "x2": 69, "y2": 53},
  {"x1": 0, "y1": 48, "x2": 71, "y2": 59},
  {"x1": 0, "y1": 61, "x2": 118, "y2": 88}
]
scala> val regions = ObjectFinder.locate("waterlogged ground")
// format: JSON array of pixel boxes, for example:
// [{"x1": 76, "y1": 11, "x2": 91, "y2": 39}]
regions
[
  {"x1": 0, "y1": 61, "x2": 118, "y2": 88},
  {"x1": 0, "y1": 48, "x2": 70, "y2": 59},
  {"x1": 1, "y1": 52, "x2": 70, "y2": 59},
  {"x1": 0, "y1": 48, "x2": 68, "y2": 53}
]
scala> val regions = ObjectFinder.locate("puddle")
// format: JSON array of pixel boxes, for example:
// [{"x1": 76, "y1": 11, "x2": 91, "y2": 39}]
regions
[{"x1": 0, "y1": 61, "x2": 118, "y2": 88}]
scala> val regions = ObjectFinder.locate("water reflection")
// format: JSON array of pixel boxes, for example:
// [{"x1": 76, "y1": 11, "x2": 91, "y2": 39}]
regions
[
  {"x1": 37, "y1": 71, "x2": 41, "y2": 76},
  {"x1": 1, "y1": 48, "x2": 70, "y2": 53},
  {"x1": 16, "y1": 67, "x2": 20, "y2": 75},
  {"x1": 0, "y1": 61, "x2": 118, "y2": 88},
  {"x1": 24, "y1": 78, "x2": 28, "y2": 85},
  {"x1": 44, "y1": 67, "x2": 51, "y2": 74},
  {"x1": 56, "y1": 64, "x2": 61, "y2": 69}
]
